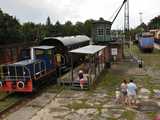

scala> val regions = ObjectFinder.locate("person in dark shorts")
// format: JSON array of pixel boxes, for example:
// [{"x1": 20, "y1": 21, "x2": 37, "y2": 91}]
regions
[{"x1": 120, "y1": 79, "x2": 128, "y2": 105}]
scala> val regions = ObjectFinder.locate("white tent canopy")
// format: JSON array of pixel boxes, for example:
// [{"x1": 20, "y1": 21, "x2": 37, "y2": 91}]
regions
[{"x1": 69, "y1": 45, "x2": 106, "y2": 55}]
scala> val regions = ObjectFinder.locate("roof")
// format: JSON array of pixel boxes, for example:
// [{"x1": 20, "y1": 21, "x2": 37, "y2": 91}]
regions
[
  {"x1": 31, "y1": 46, "x2": 55, "y2": 50},
  {"x1": 10, "y1": 59, "x2": 40, "y2": 66},
  {"x1": 69, "y1": 45, "x2": 106, "y2": 55},
  {"x1": 92, "y1": 19, "x2": 112, "y2": 25},
  {"x1": 44, "y1": 35, "x2": 90, "y2": 46}
]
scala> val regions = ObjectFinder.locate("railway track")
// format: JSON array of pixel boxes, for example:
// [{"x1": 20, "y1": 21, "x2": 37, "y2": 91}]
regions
[
  {"x1": 0, "y1": 93, "x2": 31, "y2": 117},
  {"x1": 0, "y1": 61, "x2": 78, "y2": 118},
  {"x1": 0, "y1": 83, "x2": 64, "y2": 118}
]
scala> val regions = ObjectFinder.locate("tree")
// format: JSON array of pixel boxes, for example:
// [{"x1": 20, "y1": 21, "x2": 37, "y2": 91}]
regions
[
  {"x1": 45, "y1": 16, "x2": 54, "y2": 37},
  {"x1": 148, "y1": 16, "x2": 160, "y2": 29},
  {"x1": 63, "y1": 21, "x2": 74, "y2": 36},
  {"x1": 75, "y1": 22, "x2": 85, "y2": 35},
  {"x1": 46, "y1": 16, "x2": 51, "y2": 26},
  {"x1": 83, "y1": 19, "x2": 94, "y2": 37},
  {"x1": 54, "y1": 21, "x2": 63, "y2": 36},
  {"x1": 0, "y1": 8, "x2": 22, "y2": 44},
  {"x1": 21, "y1": 22, "x2": 37, "y2": 42}
]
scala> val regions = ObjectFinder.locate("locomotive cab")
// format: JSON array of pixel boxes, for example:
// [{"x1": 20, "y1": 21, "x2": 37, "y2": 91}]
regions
[{"x1": 0, "y1": 46, "x2": 56, "y2": 92}]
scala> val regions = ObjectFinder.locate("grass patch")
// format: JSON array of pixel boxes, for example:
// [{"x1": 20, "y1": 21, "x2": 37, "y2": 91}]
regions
[
  {"x1": 97, "y1": 68, "x2": 125, "y2": 96},
  {"x1": 0, "y1": 96, "x2": 20, "y2": 112},
  {"x1": 45, "y1": 84, "x2": 64, "y2": 93},
  {"x1": 147, "y1": 112, "x2": 157, "y2": 120},
  {"x1": 66, "y1": 98, "x2": 103, "y2": 114},
  {"x1": 120, "y1": 110, "x2": 136, "y2": 120},
  {"x1": 130, "y1": 45, "x2": 160, "y2": 70},
  {"x1": 125, "y1": 44, "x2": 160, "y2": 94},
  {"x1": 66, "y1": 99, "x2": 92, "y2": 110},
  {"x1": 107, "y1": 118, "x2": 117, "y2": 120}
]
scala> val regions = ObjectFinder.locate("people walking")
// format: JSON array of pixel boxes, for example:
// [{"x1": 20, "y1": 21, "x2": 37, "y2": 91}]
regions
[
  {"x1": 127, "y1": 80, "x2": 137, "y2": 106},
  {"x1": 120, "y1": 79, "x2": 128, "y2": 105}
]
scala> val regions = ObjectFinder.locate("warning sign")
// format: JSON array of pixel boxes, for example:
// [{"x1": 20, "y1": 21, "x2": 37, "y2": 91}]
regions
[{"x1": 111, "y1": 48, "x2": 118, "y2": 55}]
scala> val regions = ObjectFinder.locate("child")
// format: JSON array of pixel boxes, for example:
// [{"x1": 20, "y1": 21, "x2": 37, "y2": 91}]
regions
[
  {"x1": 120, "y1": 80, "x2": 128, "y2": 105},
  {"x1": 115, "y1": 88, "x2": 121, "y2": 104},
  {"x1": 79, "y1": 70, "x2": 84, "y2": 89}
]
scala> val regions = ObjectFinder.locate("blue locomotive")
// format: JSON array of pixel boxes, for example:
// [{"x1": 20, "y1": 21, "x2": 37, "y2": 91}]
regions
[
  {"x1": 0, "y1": 46, "x2": 56, "y2": 92},
  {"x1": 138, "y1": 32, "x2": 154, "y2": 52}
]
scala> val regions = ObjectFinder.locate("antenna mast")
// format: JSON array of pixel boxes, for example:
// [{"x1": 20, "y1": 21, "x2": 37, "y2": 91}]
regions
[
  {"x1": 124, "y1": 0, "x2": 129, "y2": 40},
  {"x1": 139, "y1": 12, "x2": 143, "y2": 24}
]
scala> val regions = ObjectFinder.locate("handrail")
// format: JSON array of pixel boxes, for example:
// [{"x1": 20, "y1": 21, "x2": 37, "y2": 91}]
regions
[
  {"x1": 0, "y1": 60, "x2": 48, "y2": 82},
  {"x1": 3, "y1": 76, "x2": 31, "y2": 81}
]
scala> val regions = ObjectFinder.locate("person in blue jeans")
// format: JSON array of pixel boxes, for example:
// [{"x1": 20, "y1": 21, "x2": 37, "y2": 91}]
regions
[{"x1": 127, "y1": 80, "x2": 137, "y2": 106}]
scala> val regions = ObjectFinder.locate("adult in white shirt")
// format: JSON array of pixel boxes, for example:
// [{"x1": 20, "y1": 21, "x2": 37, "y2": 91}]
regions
[{"x1": 127, "y1": 80, "x2": 137, "y2": 106}]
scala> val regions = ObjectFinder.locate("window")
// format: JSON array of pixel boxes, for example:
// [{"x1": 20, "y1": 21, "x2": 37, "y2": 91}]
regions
[
  {"x1": 35, "y1": 49, "x2": 44, "y2": 56},
  {"x1": 106, "y1": 26, "x2": 111, "y2": 34},
  {"x1": 96, "y1": 28, "x2": 104, "y2": 35}
]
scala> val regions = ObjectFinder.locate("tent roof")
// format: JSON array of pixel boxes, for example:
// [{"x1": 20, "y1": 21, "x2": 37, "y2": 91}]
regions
[{"x1": 69, "y1": 45, "x2": 106, "y2": 55}]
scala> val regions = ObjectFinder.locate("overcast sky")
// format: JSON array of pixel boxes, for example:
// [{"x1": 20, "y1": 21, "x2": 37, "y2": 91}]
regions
[{"x1": 1, "y1": 0, "x2": 160, "y2": 29}]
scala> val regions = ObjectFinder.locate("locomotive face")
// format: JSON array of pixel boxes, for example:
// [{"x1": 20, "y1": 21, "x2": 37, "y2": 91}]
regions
[{"x1": 0, "y1": 46, "x2": 56, "y2": 92}]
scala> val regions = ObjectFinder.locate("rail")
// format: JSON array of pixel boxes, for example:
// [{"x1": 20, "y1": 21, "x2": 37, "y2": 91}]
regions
[{"x1": 0, "y1": 85, "x2": 64, "y2": 118}]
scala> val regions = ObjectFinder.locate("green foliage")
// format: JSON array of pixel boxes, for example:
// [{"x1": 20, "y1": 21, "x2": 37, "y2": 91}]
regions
[
  {"x1": 0, "y1": 8, "x2": 22, "y2": 44},
  {"x1": 98, "y1": 69, "x2": 123, "y2": 96},
  {"x1": 148, "y1": 16, "x2": 160, "y2": 29},
  {"x1": 121, "y1": 110, "x2": 136, "y2": 120},
  {"x1": 22, "y1": 22, "x2": 37, "y2": 42},
  {"x1": 75, "y1": 22, "x2": 85, "y2": 35},
  {"x1": 66, "y1": 99, "x2": 91, "y2": 110},
  {"x1": 46, "y1": 16, "x2": 51, "y2": 26},
  {"x1": 84, "y1": 19, "x2": 94, "y2": 37},
  {"x1": 63, "y1": 21, "x2": 74, "y2": 36},
  {"x1": 0, "y1": 8, "x2": 94, "y2": 44},
  {"x1": 45, "y1": 16, "x2": 55, "y2": 37},
  {"x1": 130, "y1": 15, "x2": 160, "y2": 39},
  {"x1": 129, "y1": 23, "x2": 148, "y2": 40}
]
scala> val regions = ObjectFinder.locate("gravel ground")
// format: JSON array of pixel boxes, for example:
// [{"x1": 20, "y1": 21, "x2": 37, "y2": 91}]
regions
[{"x1": 2, "y1": 60, "x2": 160, "y2": 120}]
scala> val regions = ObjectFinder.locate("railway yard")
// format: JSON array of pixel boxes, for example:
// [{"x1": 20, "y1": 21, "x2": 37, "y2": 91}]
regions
[
  {"x1": 0, "y1": 45, "x2": 159, "y2": 120},
  {"x1": 0, "y1": 0, "x2": 160, "y2": 119}
]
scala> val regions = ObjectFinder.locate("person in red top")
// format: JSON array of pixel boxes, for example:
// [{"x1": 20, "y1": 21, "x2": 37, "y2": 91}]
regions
[{"x1": 79, "y1": 70, "x2": 84, "y2": 89}]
